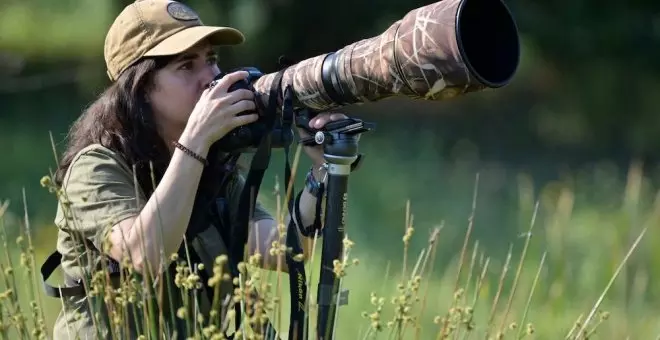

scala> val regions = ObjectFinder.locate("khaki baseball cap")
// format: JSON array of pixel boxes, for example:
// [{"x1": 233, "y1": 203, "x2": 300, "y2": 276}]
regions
[{"x1": 104, "y1": 0, "x2": 245, "y2": 81}]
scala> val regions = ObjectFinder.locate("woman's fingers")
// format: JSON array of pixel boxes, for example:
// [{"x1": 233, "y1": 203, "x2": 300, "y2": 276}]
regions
[
  {"x1": 309, "y1": 112, "x2": 348, "y2": 128},
  {"x1": 205, "y1": 70, "x2": 249, "y2": 97},
  {"x1": 330, "y1": 113, "x2": 347, "y2": 120},
  {"x1": 233, "y1": 113, "x2": 259, "y2": 126},
  {"x1": 213, "y1": 99, "x2": 256, "y2": 117},
  {"x1": 215, "y1": 89, "x2": 255, "y2": 108}
]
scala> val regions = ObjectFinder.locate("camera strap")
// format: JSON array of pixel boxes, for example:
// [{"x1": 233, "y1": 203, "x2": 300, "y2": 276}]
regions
[
  {"x1": 280, "y1": 83, "x2": 310, "y2": 340},
  {"x1": 232, "y1": 64, "x2": 309, "y2": 340}
]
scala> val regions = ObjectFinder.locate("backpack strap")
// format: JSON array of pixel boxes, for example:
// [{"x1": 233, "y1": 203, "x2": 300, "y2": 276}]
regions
[
  {"x1": 40, "y1": 238, "x2": 121, "y2": 298},
  {"x1": 41, "y1": 250, "x2": 85, "y2": 298}
]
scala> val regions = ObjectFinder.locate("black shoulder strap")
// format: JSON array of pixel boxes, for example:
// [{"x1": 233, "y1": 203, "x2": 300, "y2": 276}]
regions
[
  {"x1": 41, "y1": 250, "x2": 85, "y2": 298},
  {"x1": 40, "y1": 238, "x2": 121, "y2": 298}
]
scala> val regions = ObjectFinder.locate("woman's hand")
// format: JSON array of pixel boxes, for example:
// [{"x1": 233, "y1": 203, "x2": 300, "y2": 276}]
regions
[
  {"x1": 184, "y1": 70, "x2": 260, "y2": 151},
  {"x1": 296, "y1": 111, "x2": 349, "y2": 168}
]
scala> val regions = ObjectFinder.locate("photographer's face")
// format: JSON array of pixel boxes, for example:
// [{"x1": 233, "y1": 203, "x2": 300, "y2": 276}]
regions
[{"x1": 147, "y1": 40, "x2": 220, "y2": 135}]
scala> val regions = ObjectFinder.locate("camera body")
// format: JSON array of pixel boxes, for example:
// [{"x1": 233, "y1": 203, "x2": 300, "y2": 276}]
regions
[{"x1": 212, "y1": 67, "x2": 294, "y2": 153}]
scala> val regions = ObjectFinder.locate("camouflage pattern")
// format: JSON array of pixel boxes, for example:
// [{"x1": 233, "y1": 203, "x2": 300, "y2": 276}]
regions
[{"x1": 253, "y1": 0, "x2": 518, "y2": 111}]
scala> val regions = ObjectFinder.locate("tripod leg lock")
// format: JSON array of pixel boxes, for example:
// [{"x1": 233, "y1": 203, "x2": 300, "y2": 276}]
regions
[{"x1": 318, "y1": 284, "x2": 349, "y2": 306}]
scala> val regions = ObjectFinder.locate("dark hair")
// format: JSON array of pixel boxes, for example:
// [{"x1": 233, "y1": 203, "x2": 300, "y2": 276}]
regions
[{"x1": 54, "y1": 57, "x2": 176, "y2": 198}]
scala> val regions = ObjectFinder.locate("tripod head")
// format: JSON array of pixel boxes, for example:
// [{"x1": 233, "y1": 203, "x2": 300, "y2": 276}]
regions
[{"x1": 298, "y1": 115, "x2": 375, "y2": 171}]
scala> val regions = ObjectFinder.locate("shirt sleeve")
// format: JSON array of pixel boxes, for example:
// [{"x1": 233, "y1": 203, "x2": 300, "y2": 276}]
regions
[
  {"x1": 55, "y1": 145, "x2": 146, "y2": 253},
  {"x1": 224, "y1": 171, "x2": 274, "y2": 230}
]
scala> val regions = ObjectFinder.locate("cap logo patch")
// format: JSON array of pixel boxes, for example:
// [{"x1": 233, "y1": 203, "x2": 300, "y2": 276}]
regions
[{"x1": 167, "y1": 2, "x2": 199, "y2": 21}]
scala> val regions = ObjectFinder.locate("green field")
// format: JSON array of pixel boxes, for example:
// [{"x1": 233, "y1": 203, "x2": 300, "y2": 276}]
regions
[{"x1": 2, "y1": 152, "x2": 659, "y2": 339}]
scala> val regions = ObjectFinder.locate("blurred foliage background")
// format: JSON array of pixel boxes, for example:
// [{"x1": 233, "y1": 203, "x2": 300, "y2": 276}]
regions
[{"x1": 2, "y1": 0, "x2": 660, "y2": 338}]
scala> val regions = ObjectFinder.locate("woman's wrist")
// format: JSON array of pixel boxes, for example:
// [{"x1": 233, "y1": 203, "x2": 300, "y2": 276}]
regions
[
  {"x1": 295, "y1": 165, "x2": 325, "y2": 226},
  {"x1": 296, "y1": 189, "x2": 323, "y2": 237},
  {"x1": 177, "y1": 128, "x2": 211, "y2": 159}
]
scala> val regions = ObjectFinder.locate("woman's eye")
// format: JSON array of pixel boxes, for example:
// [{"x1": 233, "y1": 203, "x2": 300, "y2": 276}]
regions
[
  {"x1": 207, "y1": 56, "x2": 218, "y2": 65},
  {"x1": 179, "y1": 61, "x2": 193, "y2": 70}
]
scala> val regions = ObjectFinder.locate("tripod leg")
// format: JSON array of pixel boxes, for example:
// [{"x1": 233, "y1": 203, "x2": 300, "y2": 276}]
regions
[{"x1": 316, "y1": 163, "x2": 352, "y2": 340}]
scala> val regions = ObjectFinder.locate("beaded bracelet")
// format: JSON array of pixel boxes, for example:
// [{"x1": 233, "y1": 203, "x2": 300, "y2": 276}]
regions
[{"x1": 172, "y1": 140, "x2": 209, "y2": 166}]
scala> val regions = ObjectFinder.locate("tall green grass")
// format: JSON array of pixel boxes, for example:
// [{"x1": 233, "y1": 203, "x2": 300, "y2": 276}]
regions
[{"x1": 1, "y1": 146, "x2": 659, "y2": 339}]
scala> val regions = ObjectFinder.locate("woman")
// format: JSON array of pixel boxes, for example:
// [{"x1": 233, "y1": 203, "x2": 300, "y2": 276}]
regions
[{"x1": 49, "y1": 1, "x2": 345, "y2": 338}]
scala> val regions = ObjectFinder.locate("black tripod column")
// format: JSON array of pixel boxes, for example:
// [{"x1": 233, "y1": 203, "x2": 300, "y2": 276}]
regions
[
  {"x1": 316, "y1": 161, "x2": 354, "y2": 340},
  {"x1": 315, "y1": 126, "x2": 364, "y2": 340}
]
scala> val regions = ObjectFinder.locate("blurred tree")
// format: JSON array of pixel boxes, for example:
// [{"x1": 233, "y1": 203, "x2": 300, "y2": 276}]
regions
[{"x1": 2, "y1": 0, "x2": 660, "y2": 228}]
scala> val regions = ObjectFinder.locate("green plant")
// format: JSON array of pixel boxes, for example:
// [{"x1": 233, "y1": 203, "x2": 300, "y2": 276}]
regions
[{"x1": 0, "y1": 146, "x2": 658, "y2": 339}]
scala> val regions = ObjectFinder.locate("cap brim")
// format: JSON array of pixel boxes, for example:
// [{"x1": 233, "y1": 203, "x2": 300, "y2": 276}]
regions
[{"x1": 143, "y1": 26, "x2": 245, "y2": 57}]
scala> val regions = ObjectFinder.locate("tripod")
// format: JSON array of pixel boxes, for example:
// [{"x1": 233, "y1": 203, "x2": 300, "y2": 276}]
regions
[{"x1": 300, "y1": 117, "x2": 375, "y2": 340}]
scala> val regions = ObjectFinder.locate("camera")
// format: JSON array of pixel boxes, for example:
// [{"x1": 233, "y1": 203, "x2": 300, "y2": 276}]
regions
[{"x1": 211, "y1": 67, "x2": 294, "y2": 153}]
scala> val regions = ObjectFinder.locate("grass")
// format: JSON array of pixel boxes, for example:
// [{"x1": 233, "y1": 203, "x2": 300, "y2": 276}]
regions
[{"x1": 1, "y1": 143, "x2": 659, "y2": 339}]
